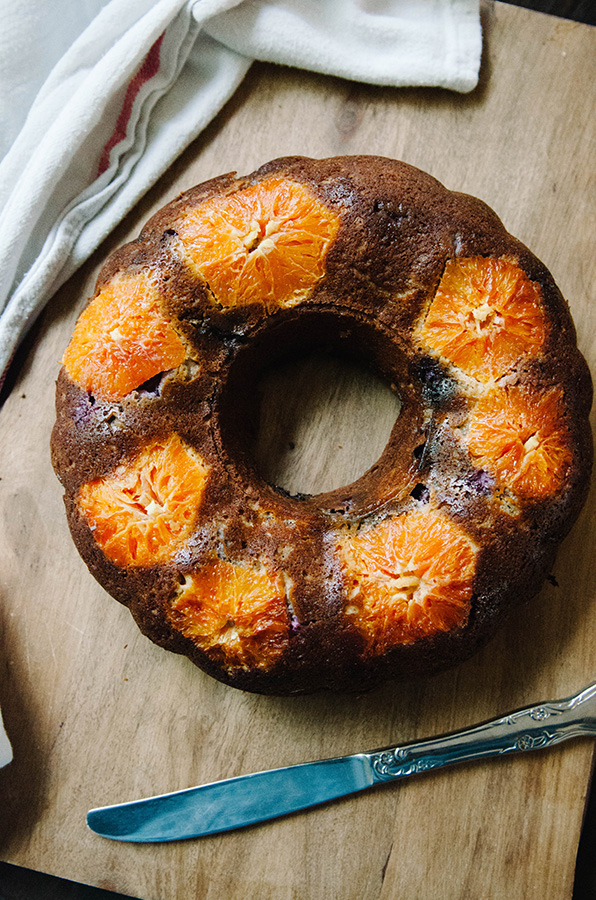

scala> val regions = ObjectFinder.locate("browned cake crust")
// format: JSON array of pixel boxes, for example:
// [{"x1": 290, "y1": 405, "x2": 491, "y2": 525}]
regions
[{"x1": 51, "y1": 156, "x2": 593, "y2": 694}]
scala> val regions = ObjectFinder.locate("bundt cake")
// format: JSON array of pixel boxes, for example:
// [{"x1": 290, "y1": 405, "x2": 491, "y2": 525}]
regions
[{"x1": 51, "y1": 156, "x2": 593, "y2": 694}]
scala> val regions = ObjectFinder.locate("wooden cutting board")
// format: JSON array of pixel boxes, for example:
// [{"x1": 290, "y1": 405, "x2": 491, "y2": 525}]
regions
[{"x1": 1, "y1": 4, "x2": 595, "y2": 898}]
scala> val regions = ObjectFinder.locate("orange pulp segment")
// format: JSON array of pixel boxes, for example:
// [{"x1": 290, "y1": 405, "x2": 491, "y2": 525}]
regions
[
  {"x1": 170, "y1": 561, "x2": 289, "y2": 671},
  {"x1": 63, "y1": 270, "x2": 186, "y2": 401},
  {"x1": 173, "y1": 177, "x2": 340, "y2": 308},
  {"x1": 78, "y1": 434, "x2": 209, "y2": 567},
  {"x1": 417, "y1": 258, "x2": 546, "y2": 382},
  {"x1": 338, "y1": 509, "x2": 477, "y2": 652},
  {"x1": 465, "y1": 385, "x2": 571, "y2": 499}
]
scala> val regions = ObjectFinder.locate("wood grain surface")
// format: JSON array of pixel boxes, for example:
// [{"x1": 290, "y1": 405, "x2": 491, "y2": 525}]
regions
[{"x1": 0, "y1": 3, "x2": 595, "y2": 898}]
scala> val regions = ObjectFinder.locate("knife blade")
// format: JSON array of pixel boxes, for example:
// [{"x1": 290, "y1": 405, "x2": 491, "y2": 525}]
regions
[
  {"x1": 88, "y1": 754, "x2": 373, "y2": 842},
  {"x1": 87, "y1": 680, "x2": 596, "y2": 842}
]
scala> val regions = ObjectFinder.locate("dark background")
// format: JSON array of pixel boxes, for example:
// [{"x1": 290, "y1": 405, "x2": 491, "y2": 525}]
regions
[
  {"x1": 503, "y1": 0, "x2": 593, "y2": 21},
  {"x1": 1, "y1": 2, "x2": 594, "y2": 899}
]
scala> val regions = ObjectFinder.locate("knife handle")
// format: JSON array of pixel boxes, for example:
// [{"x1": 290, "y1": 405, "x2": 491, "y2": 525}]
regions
[{"x1": 368, "y1": 681, "x2": 596, "y2": 782}]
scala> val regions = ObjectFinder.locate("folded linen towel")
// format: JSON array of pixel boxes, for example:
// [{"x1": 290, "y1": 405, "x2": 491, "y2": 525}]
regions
[
  {"x1": 0, "y1": 0, "x2": 481, "y2": 394},
  {"x1": 205, "y1": 0, "x2": 481, "y2": 91},
  {"x1": 0, "y1": 706, "x2": 11, "y2": 768}
]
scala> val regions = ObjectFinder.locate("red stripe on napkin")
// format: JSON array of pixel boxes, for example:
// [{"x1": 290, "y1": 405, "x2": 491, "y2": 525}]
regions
[{"x1": 97, "y1": 33, "x2": 164, "y2": 177}]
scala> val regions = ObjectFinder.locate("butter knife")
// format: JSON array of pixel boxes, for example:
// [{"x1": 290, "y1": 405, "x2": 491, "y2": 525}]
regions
[{"x1": 87, "y1": 681, "x2": 596, "y2": 842}]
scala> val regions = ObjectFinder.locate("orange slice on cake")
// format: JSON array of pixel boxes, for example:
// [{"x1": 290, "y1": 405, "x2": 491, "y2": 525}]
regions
[
  {"x1": 63, "y1": 270, "x2": 186, "y2": 401},
  {"x1": 78, "y1": 434, "x2": 209, "y2": 567},
  {"x1": 170, "y1": 560, "x2": 290, "y2": 671},
  {"x1": 338, "y1": 509, "x2": 478, "y2": 652},
  {"x1": 465, "y1": 385, "x2": 572, "y2": 499},
  {"x1": 173, "y1": 176, "x2": 340, "y2": 308},
  {"x1": 417, "y1": 257, "x2": 546, "y2": 382}
]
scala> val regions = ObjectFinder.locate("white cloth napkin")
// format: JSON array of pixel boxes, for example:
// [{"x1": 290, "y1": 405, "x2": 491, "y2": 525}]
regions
[
  {"x1": 0, "y1": 706, "x2": 12, "y2": 767},
  {"x1": 0, "y1": 0, "x2": 481, "y2": 765}
]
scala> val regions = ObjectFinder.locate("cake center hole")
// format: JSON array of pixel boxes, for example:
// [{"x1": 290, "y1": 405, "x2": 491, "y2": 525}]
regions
[{"x1": 254, "y1": 352, "x2": 402, "y2": 495}]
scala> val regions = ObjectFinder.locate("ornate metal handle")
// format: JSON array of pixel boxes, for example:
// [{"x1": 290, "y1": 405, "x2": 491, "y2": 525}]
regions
[{"x1": 368, "y1": 682, "x2": 596, "y2": 782}]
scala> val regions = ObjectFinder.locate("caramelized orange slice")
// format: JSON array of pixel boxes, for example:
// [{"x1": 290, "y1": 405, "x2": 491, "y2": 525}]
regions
[
  {"x1": 63, "y1": 270, "x2": 186, "y2": 401},
  {"x1": 78, "y1": 434, "x2": 209, "y2": 567},
  {"x1": 170, "y1": 561, "x2": 289, "y2": 671},
  {"x1": 465, "y1": 385, "x2": 571, "y2": 499},
  {"x1": 417, "y1": 258, "x2": 545, "y2": 382},
  {"x1": 174, "y1": 176, "x2": 340, "y2": 308},
  {"x1": 338, "y1": 510, "x2": 477, "y2": 652}
]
